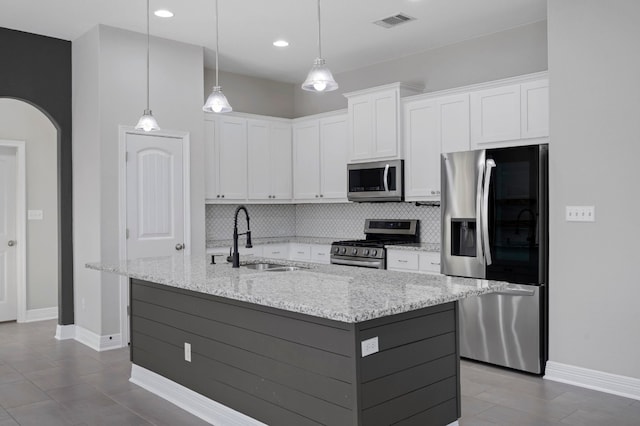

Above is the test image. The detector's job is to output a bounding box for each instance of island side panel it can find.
[355,302,460,426]
[129,279,359,426]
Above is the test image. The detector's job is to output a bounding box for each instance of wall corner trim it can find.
[544,361,640,401]
[73,326,122,352]
[54,324,76,340]
[130,364,267,426]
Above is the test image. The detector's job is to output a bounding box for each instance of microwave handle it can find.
[383,164,390,192]
[482,159,496,266]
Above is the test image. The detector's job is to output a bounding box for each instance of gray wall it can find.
[204,69,296,118]
[293,20,548,117]
[0,99,58,311]
[73,25,206,336]
[548,0,640,379]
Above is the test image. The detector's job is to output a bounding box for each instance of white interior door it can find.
[0,150,17,322]
[126,133,185,259]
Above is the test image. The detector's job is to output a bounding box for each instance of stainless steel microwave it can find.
[347,160,404,202]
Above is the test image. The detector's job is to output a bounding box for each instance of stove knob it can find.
[333,246,340,254]
[363,249,370,256]
[372,249,378,256]
[352,248,358,255]
[340,247,347,254]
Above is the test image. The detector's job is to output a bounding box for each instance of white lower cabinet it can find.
[310,244,331,264]
[262,244,290,260]
[387,249,442,275]
[289,243,312,261]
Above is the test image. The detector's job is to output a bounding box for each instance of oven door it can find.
[347,160,403,202]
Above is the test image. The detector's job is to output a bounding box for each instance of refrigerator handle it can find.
[476,160,485,261]
[483,159,496,266]
[383,164,390,192]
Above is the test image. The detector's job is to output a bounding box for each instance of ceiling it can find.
[0,0,546,84]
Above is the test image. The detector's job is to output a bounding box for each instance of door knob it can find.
[175,243,185,251]
[7,240,16,247]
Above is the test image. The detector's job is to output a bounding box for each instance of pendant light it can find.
[203,0,232,113]
[135,0,160,131]
[302,0,338,92]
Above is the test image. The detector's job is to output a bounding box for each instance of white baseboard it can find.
[545,361,640,401]
[74,326,122,352]
[24,307,58,323]
[55,324,76,340]
[130,364,267,426]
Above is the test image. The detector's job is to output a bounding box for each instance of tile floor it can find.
[0,320,638,425]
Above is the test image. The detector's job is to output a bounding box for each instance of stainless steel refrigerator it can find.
[441,144,548,374]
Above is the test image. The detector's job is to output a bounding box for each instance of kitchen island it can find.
[88,255,506,426]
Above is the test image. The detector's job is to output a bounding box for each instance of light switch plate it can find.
[566,206,595,222]
[28,210,44,220]
[361,337,379,357]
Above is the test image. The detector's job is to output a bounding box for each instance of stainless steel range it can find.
[330,219,419,269]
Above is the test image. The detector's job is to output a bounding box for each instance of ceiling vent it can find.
[374,13,416,29]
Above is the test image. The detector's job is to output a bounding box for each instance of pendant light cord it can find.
[215,0,220,87]
[146,0,150,110]
[317,0,322,59]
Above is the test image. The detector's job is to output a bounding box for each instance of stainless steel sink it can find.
[243,263,304,272]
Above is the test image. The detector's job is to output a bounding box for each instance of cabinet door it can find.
[204,117,218,200]
[293,121,321,201]
[373,90,399,159]
[403,98,439,200]
[419,252,442,275]
[438,94,470,154]
[310,244,331,264]
[217,117,247,200]
[349,97,373,161]
[470,84,521,147]
[270,123,292,200]
[320,115,348,200]
[247,120,271,200]
[387,250,419,271]
[521,80,549,139]
[289,243,311,261]
[262,244,289,260]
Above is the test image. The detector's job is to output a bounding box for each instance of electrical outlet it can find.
[361,337,379,357]
[184,342,191,362]
[566,206,595,222]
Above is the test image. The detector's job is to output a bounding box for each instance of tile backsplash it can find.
[206,203,441,245]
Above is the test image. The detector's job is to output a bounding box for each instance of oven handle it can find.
[331,257,383,268]
[383,163,390,192]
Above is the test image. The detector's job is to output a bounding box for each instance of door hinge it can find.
[126,228,129,239]
[127,305,131,316]
[125,152,129,162]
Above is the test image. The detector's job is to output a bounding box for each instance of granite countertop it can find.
[88,255,504,323]
[208,237,440,253]
[207,236,338,250]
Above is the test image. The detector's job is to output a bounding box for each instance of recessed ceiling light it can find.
[273,40,289,47]
[154,9,174,18]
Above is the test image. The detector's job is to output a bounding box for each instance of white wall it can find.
[293,21,548,117]
[548,0,640,379]
[204,69,296,118]
[0,99,58,311]
[73,25,205,336]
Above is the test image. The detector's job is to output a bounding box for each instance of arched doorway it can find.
[0,99,59,321]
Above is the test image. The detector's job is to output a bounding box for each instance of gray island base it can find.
[88,255,506,426]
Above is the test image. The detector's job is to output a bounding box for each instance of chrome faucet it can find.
[232,205,252,268]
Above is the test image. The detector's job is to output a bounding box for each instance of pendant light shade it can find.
[203,0,232,113]
[135,0,160,131]
[302,0,338,93]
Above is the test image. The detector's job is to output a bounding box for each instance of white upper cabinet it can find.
[403,93,470,201]
[470,84,521,147]
[292,120,321,201]
[470,75,549,149]
[205,115,247,202]
[403,98,439,200]
[293,113,348,203]
[319,115,348,200]
[345,83,422,162]
[521,79,549,139]
[247,119,292,201]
